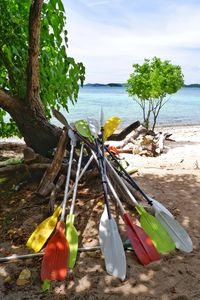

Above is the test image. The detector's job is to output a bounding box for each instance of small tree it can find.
[126,57,184,131]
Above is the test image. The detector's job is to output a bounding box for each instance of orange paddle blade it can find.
[41,221,69,281]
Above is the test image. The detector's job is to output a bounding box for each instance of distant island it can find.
[84,83,124,87]
[183,83,200,88]
[84,83,200,88]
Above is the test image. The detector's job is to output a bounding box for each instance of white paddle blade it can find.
[102,219,126,281]
[150,197,174,218]
[87,117,100,138]
[155,211,193,253]
[99,206,108,254]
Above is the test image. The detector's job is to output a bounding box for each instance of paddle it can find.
[41,128,76,281]
[26,153,94,253]
[53,111,175,254]
[107,177,161,264]
[66,143,84,269]
[92,150,160,265]
[105,147,193,253]
[75,116,120,143]
[103,116,121,141]
[101,109,161,263]
[105,158,176,254]
[105,145,174,217]
[26,206,62,253]
[88,116,126,281]
[75,119,94,143]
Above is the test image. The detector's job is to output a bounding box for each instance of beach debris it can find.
[194,160,199,169]
[106,125,171,157]
[16,268,31,286]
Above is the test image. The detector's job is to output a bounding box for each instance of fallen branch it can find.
[36,128,67,197]
[108,121,140,141]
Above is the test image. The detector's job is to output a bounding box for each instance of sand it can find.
[0,124,200,299]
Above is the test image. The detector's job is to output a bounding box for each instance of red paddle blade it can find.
[126,226,150,265]
[123,213,160,265]
[41,221,69,281]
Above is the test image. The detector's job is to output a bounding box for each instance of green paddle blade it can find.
[135,204,175,253]
[66,214,78,269]
[75,120,94,142]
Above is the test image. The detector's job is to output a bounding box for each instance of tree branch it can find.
[26,0,44,115]
[0,88,21,112]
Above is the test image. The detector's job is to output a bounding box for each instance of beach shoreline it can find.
[1,122,200,144]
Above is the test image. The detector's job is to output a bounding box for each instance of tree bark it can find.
[26,0,43,113]
[0,89,61,156]
[0,0,63,156]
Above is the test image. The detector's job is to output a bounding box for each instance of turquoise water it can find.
[54,86,200,129]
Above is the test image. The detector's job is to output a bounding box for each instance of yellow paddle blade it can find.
[66,214,78,269]
[104,117,121,141]
[26,206,62,253]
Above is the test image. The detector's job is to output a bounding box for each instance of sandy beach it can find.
[0,124,200,299]
[120,124,200,172]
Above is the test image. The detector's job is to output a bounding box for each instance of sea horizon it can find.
[52,85,200,129]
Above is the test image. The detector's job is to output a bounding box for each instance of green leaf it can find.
[0,0,85,137]
[126,57,184,130]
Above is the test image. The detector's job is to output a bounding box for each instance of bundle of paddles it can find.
[26,109,193,285]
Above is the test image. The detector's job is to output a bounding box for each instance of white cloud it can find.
[86,0,113,7]
[64,1,200,83]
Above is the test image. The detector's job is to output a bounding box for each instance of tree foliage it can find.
[126,57,184,130]
[0,0,85,137]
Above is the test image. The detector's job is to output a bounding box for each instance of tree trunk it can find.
[0,1,63,156]
[0,89,61,156]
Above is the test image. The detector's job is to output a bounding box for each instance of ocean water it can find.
[54,86,200,129]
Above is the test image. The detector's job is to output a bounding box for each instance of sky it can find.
[63,0,200,84]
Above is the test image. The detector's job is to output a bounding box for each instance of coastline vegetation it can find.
[83,83,200,88]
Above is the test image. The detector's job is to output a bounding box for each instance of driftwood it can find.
[0,163,54,176]
[108,121,140,141]
[49,174,65,214]
[108,125,171,157]
[36,128,67,197]
[118,125,147,148]
[0,142,26,153]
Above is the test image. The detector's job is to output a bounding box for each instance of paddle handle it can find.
[106,158,138,206]
[69,143,84,215]
[105,145,153,205]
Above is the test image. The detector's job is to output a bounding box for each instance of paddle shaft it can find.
[93,141,112,219]
[61,130,76,221]
[53,109,146,209]
[106,177,126,214]
[69,143,84,215]
[105,145,153,205]
[106,158,139,206]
